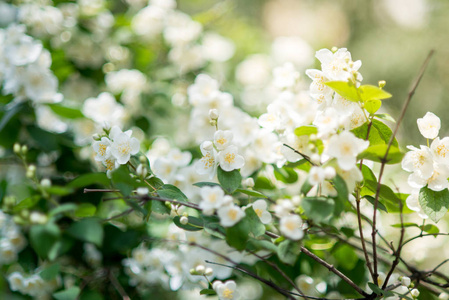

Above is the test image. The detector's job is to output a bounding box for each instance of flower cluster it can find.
[92,126,140,176]
[0,211,26,266]
[7,270,59,298]
[402,112,449,218]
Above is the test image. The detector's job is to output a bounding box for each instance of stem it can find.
[371,49,434,286]
[108,270,130,300]
[282,143,316,166]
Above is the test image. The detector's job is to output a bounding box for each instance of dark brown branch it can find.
[109,269,131,300]
[371,49,434,286]
[282,143,316,166]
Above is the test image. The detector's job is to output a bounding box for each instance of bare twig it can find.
[109,270,131,300]
[371,49,434,286]
[282,143,316,165]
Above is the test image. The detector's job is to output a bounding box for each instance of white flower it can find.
[248,199,272,224]
[214,130,233,151]
[217,146,245,172]
[315,48,362,82]
[7,272,24,292]
[326,131,369,171]
[82,92,125,126]
[199,186,226,215]
[217,204,245,227]
[110,129,140,165]
[411,288,420,298]
[187,74,219,106]
[201,32,235,62]
[406,190,428,219]
[166,148,192,167]
[195,141,217,178]
[402,145,434,180]
[92,137,112,162]
[272,62,300,89]
[280,214,304,240]
[431,137,449,164]
[309,166,326,186]
[215,280,239,300]
[313,108,340,138]
[408,163,449,191]
[417,112,440,139]
[400,276,411,287]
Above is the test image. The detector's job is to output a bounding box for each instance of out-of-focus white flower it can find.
[326,131,369,171]
[235,54,271,87]
[309,166,326,186]
[409,163,449,191]
[280,214,304,240]
[400,276,411,287]
[7,272,25,292]
[271,36,313,69]
[82,92,125,127]
[201,32,235,62]
[215,280,240,300]
[272,62,300,89]
[247,200,272,224]
[199,186,226,215]
[217,145,245,172]
[315,48,362,82]
[411,288,420,298]
[406,189,428,219]
[166,148,192,167]
[431,137,449,164]
[402,145,434,180]
[217,205,245,227]
[187,74,220,106]
[417,112,440,139]
[35,105,68,133]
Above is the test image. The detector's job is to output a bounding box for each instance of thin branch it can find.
[265,231,369,297]
[401,232,449,247]
[371,49,434,286]
[282,143,316,166]
[109,269,131,300]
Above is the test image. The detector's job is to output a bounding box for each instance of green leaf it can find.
[359,85,392,102]
[47,104,84,119]
[193,182,220,188]
[371,119,398,147]
[422,224,439,236]
[40,263,60,280]
[419,187,449,223]
[247,239,278,253]
[235,188,267,198]
[53,287,81,300]
[158,184,188,202]
[391,222,419,228]
[274,166,299,184]
[302,197,334,222]
[217,167,241,194]
[334,244,358,270]
[300,180,313,196]
[111,165,137,196]
[200,289,217,295]
[147,177,164,190]
[358,144,404,164]
[254,176,275,190]
[364,99,381,114]
[367,283,385,296]
[277,240,301,265]
[49,203,78,217]
[294,125,318,137]
[364,196,388,213]
[74,203,97,217]
[0,103,24,132]
[13,195,40,212]
[29,222,61,259]
[150,200,170,215]
[325,81,360,102]
[66,218,103,247]
[46,186,73,196]
[173,216,204,231]
[332,175,348,201]
[67,173,110,189]
[225,207,265,251]
[361,164,377,184]
[375,113,396,123]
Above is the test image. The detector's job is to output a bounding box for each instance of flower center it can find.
[254,208,263,218]
[436,144,448,158]
[118,142,131,156]
[227,209,238,220]
[222,288,234,299]
[224,153,235,164]
[99,144,107,156]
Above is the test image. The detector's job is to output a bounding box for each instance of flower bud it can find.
[204,268,213,276]
[136,187,148,196]
[92,133,100,141]
[136,164,147,177]
[139,155,147,164]
[212,281,223,290]
[439,292,449,300]
[378,80,386,88]
[189,268,196,275]
[13,143,21,154]
[40,178,51,188]
[202,141,214,151]
[209,109,219,121]
[180,216,188,225]
[195,265,205,274]
[30,211,48,224]
[310,154,321,165]
[400,276,411,287]
[21,145,28,155]
[323,167,336,179]
[411,289,419,298]
[26,165,36,178]
[242,178,254,188]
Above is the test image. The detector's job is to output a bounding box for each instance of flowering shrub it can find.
[1,1,449,300]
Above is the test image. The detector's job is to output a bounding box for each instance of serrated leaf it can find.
[358,144,404,164]
[235,188,267,198]
[365,99,382,114]
[359,85,392,102]
[325,81,360,102]
[419,187,449,223]
[294,125,318,137]
[217,167,241,194]
[173,216,204,231]
[53,287,81,300]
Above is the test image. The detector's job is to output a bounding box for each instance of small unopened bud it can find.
[139,155,147,164]
[195,265,205,274]
[331,46,338,52]
[13,143,21,154]
[165,201,172,209]
[136,164,147,177]
[202,141,214,151]
[212,281,223,290]
[323,167,336,179]
[180,216,188,225]
[209,109,219,121]
[21,145,28,155]
[189,268,196,275]
[310,154,321,165]
[20,209,30,219]
[26,165,36,178]
[40,178,51,188]
[204,268,213,276]
[378,80,386,88]
[439,292,449,300]
[92,133,100,141]
[309,134,317,141]
[136,187,149,196]
[30,211,48,224]
[242,178,254,188]
[411,288,419,298]
[400,276,411,287]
